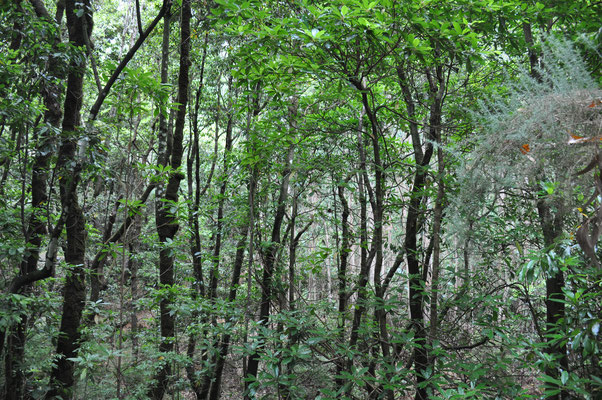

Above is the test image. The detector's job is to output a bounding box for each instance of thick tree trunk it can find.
[45,1,92,398]
[404,158,432,400]
[148,0,190,397]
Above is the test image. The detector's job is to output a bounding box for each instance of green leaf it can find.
[592,322,600,336]
[539,374,562,385]
[453,21,462,35]
[560,370,569,385]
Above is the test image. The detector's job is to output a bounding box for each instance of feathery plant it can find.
[452,36,602,237]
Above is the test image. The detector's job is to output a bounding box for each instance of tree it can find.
[456,37,601,399]
[149,0,191,397]
[0,0,600,399]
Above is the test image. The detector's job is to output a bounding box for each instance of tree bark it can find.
[399,60,444,400]
[536,200,568,400]
[208,229,249,400]
[148,0,190,397]
[45,0,92,398]
[342,109,372,397]
[429,146,445,338]
[198,106,234,400]
[334,183,351,391]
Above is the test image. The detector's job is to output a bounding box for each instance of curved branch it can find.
[88,0,170,121]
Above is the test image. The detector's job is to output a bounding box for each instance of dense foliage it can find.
[0,0,601,399]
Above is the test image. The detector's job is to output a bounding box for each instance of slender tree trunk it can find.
[335,183,351,390]
[241,84,261,381]
[245,108,296,397]
[404,139,432,400]
[157,3,172,167]
[45,1,93,398]
[429,147,445,338]
[129,234,141,362]
[148,0,190,397]
[185,28,210,400]
[399,60,444,400]
[89,197,120,316]
[288,190,298,310]
[208,228,249,400]
[86,0,168,323]
[198,107,234,400]
[537,200,568,400]
[350,77,393,400]
[342,110,371,397]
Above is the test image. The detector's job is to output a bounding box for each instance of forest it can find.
[0,0,601,399]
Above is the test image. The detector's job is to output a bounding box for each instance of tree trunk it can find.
[334,183,351,390]
[198,106,234,400]
[45,1,92,397]
[399,60,444,400]
[245,99,297,396]
[148,0,190,397]
[429,146,445,338]
[536,200,568,400]
[342,110,371,397]
[208,230,249,400]
[185,26,210,400]
[3,1,66,396]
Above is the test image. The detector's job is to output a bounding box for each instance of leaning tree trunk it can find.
[148,0,190,397]
[45,0,92,398]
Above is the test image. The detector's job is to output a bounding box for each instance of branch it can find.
[8,212,65,293]
[88,0,170,121]
[442,336,489,351]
